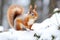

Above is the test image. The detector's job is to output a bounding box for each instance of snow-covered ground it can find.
[32,8,60,40]
[0,8,60,40]
[0,30,36,40]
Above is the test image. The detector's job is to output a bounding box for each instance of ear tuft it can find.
[29,5,32,10]
[34,5,37,9]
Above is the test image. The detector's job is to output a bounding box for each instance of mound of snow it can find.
[31,13,60,40]
[0,31,36,40]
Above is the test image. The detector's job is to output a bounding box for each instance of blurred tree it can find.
[0,0,4,25]
[42,0,50,20]
[0,0,2,25]
[57,0,60,8]
[35,0,43,22]
[49,0,57,17]
[30,0,36,9]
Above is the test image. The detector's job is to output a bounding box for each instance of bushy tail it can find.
[7,5,24,28]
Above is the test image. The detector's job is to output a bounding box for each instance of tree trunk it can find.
[49,0,56,17]
[0,0,2,25]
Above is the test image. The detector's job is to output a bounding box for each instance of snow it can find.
[0,8,60,40]
[0,26,4,32]
[31,11,60,40]
[0,30,35,40]
[53,8,60,12]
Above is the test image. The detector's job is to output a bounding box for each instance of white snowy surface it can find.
[0,26,4,31]
[53,8,60,12]
[31,13,60,40]
[0,31,36,40]
[0,8,60,40]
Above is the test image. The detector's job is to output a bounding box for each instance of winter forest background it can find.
[0,0,60,30]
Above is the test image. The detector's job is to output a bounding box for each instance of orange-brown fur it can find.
[7,5,38,30]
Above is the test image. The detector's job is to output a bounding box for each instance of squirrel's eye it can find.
[31,13,34,16]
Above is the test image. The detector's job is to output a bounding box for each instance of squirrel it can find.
[7,5,38,30]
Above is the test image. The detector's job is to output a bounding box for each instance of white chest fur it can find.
[28,19,35,25]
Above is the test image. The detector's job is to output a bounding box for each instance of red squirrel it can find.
[7,5,38,30]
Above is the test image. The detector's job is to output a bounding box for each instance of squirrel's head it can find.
[28,5,38,20]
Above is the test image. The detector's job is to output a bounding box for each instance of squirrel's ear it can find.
[28,5,32,14]
[29,5,32,10]
[34,5,37,10]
